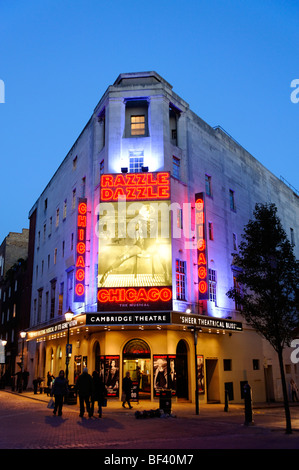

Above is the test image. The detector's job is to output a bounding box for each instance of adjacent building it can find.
[24,72,299,404]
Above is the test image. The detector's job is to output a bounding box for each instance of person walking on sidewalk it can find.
[51,370,68,416]
[91,370,106,418]
[122,371,133,409]
[76,367,93,417]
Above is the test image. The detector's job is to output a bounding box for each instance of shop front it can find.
[26,311,243,403]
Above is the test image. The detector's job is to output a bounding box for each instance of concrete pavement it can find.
[0,387,299,451]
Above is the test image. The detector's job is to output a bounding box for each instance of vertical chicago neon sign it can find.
[195,193,209,300]
[74,198,87,302]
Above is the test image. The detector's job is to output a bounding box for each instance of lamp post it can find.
[65,307,74,383]
[188,326,201,415]
[19,332,27,393]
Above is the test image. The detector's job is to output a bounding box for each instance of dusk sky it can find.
[0,0,298,243]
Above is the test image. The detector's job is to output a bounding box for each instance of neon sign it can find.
[100,171,170,202]
[195,193,209,300]
[74,198,87,302]
[97,286,172,311]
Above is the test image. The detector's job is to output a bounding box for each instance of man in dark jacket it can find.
[75,367,93,417]
[122,371,133,409]
[51,370,68,416]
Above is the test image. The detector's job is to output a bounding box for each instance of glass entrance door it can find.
[123,339,151,400]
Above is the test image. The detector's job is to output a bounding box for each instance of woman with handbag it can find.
[51,370,68,416]
[91,370,106,418]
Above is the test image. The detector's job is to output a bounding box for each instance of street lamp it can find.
[65,307,74,382]
[19,332,27,393]
[188,326,202,415]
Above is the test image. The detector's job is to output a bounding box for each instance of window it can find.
[37,289,42,323]
[43,224,46,241]
[208,222,214,240]
[54,248,57,265]
[48,254,50,269]
[49,217,52,236]
[71,233,74,251]
[63,200,67,220]
[129,151,144,173]
[130,115,145,136]
[208,269,217,303]
[205,174,212,197]
[13,304,16,318]
[62,240,65,258]
[44,198,48,211]
[58,282,64,316]
[56,208,59,227]
[50,280,56,318]
[66,270,74,308]
[229,189,236,211]
[172,156,180,179]
[177,208,183,229]
[73,156,77,170]
[176,260,186,300]
[125,99,148,138]
[45,291,49,321]
[72,189,76,209]
[223,359,232,371]
[82,177,86,198]
[253,359,260,370]
[100,159,104,176]
[290,228,295,246]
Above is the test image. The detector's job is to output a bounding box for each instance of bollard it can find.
[224,389,229,412]
[243,383,254,425]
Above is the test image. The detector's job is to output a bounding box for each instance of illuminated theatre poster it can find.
[97,172,172,311]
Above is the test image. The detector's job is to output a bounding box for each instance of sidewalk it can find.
[3,386,298,416]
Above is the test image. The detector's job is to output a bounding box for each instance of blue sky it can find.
[0,0,298,242]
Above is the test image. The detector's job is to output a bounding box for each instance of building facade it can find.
[0,229,33,382]
[25,72,299,404]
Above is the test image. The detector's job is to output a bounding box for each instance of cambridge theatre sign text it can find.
[86,312,242,332]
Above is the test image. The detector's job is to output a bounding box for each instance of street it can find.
[0,389,298,454]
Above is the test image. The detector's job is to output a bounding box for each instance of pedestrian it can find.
[91,370,106,418]
[51,370,68,416]
[22,369,29,391]
[290,379,299,402]
[75,367,93,417]
[46,371,55,396]
[122,371,133,409]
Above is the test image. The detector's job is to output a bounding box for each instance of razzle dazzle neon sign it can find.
[195,193,209,300]
[74,198,87,302]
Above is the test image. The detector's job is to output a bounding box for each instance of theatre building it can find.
[25,72,299,404]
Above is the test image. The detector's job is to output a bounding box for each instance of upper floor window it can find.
[205,174,212,197]
[63,200,67,220]
[229,189,236,211]
[131,115,145,136]
[129,151,144,173]
[72,189,76,210]
[176,259,186,301]
[172,156,180,179]
[100,159,104,176]
[56,208,59,227]
[208,269,217,303]
[125,99,148,138]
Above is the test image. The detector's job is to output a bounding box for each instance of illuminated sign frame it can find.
[74,197,87,302]
[100,171,170,202]
[195,193,209,300]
